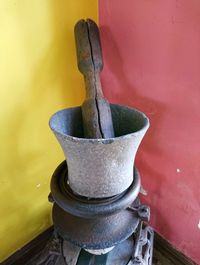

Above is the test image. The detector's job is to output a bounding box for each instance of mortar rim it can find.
[49,103,150,144]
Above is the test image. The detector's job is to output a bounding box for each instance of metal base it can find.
[30,224,154,265]
[34,161,155,264]
[53,203,139,249]
[75,224,154,265]
[50,161,143,249]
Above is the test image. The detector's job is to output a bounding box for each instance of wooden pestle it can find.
[74,19,114,139]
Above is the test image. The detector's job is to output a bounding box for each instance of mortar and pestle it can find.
[49,19,150,251]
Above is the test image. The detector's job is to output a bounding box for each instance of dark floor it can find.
[153,249,176,265]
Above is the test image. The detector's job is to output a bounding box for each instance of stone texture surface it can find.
[49,104,149,198]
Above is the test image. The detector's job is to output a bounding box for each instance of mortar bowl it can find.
[49,104,149,198]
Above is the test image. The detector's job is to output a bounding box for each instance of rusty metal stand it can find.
[31,161,154,265]
[31,224,154,265]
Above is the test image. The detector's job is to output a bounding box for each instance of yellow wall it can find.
[0,0,97,261]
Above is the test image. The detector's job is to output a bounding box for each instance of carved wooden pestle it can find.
[74,19,114,139]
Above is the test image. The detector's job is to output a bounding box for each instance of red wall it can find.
[99,0,200,263]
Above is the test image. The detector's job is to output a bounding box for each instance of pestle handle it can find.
[74,19,114,138]
[75,19,103,75]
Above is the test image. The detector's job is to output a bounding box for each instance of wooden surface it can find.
[74,19,114,139]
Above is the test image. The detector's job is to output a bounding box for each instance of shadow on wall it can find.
[99,25,172,236]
